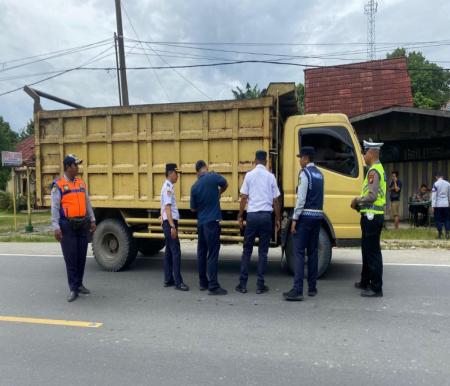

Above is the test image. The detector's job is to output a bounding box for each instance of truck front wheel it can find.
[92,218,138,271]
[284,226,332,278]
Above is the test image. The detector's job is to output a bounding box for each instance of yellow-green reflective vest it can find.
[360,162,386,214]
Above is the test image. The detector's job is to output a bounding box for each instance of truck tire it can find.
[137,239,165,256]
[284,226,332,278]
[92,218,138,271]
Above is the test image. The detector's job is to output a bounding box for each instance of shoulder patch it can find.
[368,170,376,184]
[51,186,57,193]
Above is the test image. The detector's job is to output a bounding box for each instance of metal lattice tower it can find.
[364,0,378,60]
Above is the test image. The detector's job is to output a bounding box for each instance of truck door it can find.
[299,125,363,238]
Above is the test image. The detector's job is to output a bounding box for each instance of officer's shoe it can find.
[78,285,90,295]
[235,284,247,294]
[360,289,383,297]
[208,287,228,296]
[308,289,318,297]
[354,281,369,290]
[256,285,269,295]
[175,283,189,291]
[67,291,78,302]
[164,281,175,287]
[283,289,304,301]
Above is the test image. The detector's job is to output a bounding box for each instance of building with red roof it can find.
[304,57,414,117]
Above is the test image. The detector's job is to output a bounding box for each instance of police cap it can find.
[166,163,181,173]
[63,154,82,168]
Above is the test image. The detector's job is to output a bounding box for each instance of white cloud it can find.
[0,0,448,131]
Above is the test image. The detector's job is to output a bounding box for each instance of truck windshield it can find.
[299,126,358,178]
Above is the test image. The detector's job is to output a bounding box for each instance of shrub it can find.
[0,191,12,210]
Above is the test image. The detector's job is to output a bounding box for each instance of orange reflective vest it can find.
[54,177,87,218]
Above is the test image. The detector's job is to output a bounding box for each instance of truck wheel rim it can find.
[103,233,119,255]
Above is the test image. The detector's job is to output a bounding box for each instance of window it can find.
[299,126,359,178]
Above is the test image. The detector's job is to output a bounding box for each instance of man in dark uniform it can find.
[284,147,324,301]
[351,140,386,298]
[51,154,96,302]
[160,163,189,291]
[236,150,281,294]
[190,160,228,295]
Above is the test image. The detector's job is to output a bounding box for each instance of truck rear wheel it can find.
[284,226,332,278]
[137,239,165,256]
[92,218,138,271]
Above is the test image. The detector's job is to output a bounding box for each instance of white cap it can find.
[363,138,384,150]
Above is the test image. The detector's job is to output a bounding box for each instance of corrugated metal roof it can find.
[15,135,35,165]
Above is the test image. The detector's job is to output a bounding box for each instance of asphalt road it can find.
[1,243,449,386]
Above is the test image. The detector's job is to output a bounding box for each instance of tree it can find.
[296,83,305,114]
[0,116,19,191]
[19,120,34,140]
[232,83,262,99]
[387,48,450,109]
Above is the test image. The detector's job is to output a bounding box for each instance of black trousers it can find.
[60,220,89,292]
[162,220,183,286]
[360,214,384,293]
[197,221,221,290]
[239,212,272,289]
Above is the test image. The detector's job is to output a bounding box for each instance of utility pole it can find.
[114,33,122,106]
[364,0,378,61]
[115,0,129,105]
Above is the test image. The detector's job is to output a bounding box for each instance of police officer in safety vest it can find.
[51,154,96,302]
[351,140,386,298]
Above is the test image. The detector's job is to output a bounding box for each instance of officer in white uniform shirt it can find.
[431,171,450,239]
[236,150,281,294]
[160,163,189,291]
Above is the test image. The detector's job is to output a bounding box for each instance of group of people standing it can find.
[52,139,388,302]
[389,170,450,239]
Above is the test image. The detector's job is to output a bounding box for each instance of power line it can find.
[0,40,112,73]
[0,45,115,97]
[121,1,170,102]
[121,39,450,46]
[125,38,450,63]
[40,61,450,71]
[0,38,111,66]
[121,8,211,100]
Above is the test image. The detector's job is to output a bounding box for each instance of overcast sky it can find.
[0,0,449,131]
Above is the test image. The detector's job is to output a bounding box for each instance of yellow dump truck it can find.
[30,83,364,276]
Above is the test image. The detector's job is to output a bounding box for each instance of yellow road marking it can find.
[0,316,102,328]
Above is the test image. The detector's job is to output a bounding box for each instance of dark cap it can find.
[435,171,444,177]
[297,146,315,158]
[255,150,267,161]
[166,163,181,173]
[63,154,82,168]
[195,160,207,172]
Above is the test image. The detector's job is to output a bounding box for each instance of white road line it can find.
[0,253,94,258]
[334,261,450,267]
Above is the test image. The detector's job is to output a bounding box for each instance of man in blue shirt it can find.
[190,160,228,295]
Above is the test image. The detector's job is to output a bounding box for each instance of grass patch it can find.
[0,209,51,233]
[382,227,439,240]
[0,234,56,242]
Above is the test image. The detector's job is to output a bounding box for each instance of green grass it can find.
[0,234,56,242]
[0,209,51,233]
[382,227,439,240]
